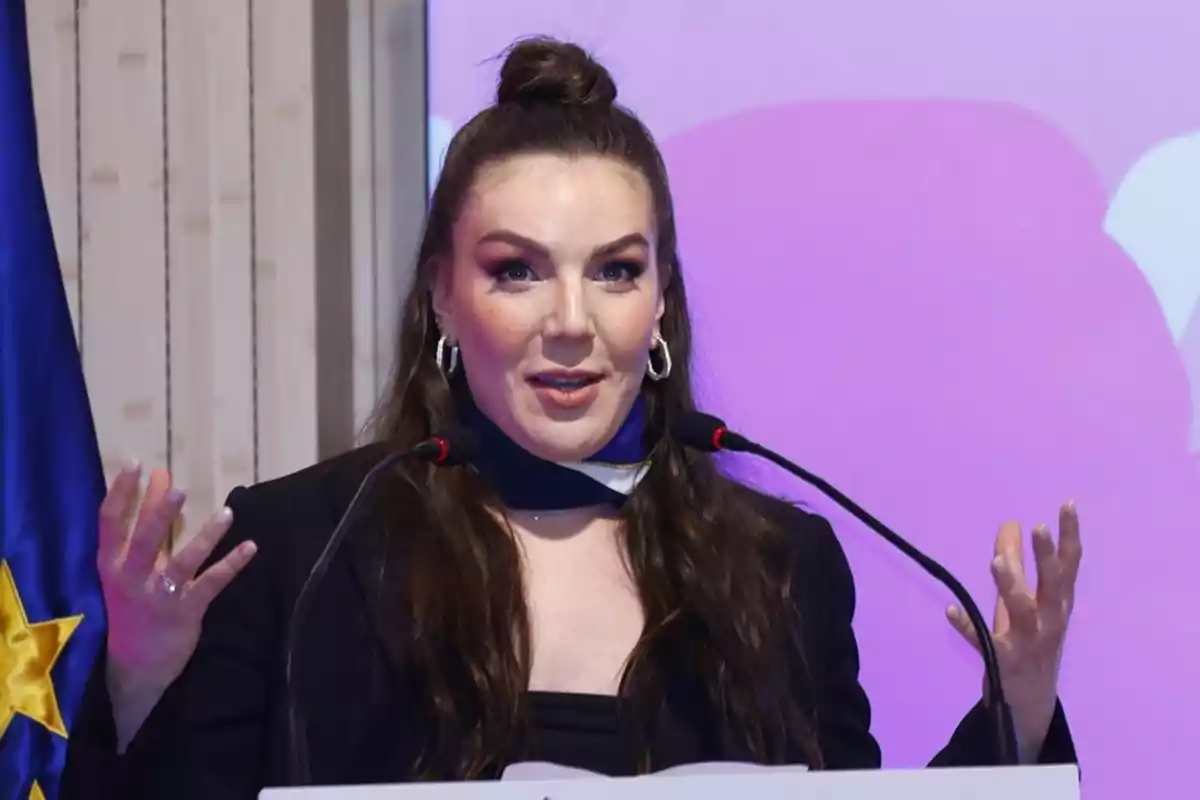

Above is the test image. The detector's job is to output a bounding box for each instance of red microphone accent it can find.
[431,436,450,465]
[712,427,727,452]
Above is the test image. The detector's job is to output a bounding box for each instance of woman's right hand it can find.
[98,461,257,747]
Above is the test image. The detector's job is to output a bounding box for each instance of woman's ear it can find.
[654,259,671,326]
[429,257,455,340]
[654,286,667,330]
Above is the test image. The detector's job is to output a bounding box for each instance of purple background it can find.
[429,3,1200,797]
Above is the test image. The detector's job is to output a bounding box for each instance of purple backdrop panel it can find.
[429,4,1200,798]
[667,101,1199,791]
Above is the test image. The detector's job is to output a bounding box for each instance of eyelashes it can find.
[487,258,535,283]
[485,258,647,285]
[597,259,645,282]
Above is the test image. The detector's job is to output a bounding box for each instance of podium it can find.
[261,764,1080,799]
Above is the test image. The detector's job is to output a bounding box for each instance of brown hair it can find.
[370,37,821,778]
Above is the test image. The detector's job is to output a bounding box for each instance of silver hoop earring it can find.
[435,335,459,375]
[646,334,672,381]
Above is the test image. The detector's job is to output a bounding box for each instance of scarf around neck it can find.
[457,394,651,511]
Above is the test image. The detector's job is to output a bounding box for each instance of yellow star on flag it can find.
[29,780,46,800]
[0,559,83,739]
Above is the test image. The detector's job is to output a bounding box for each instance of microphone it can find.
[285,428,479,784]
[671,412,1020,766]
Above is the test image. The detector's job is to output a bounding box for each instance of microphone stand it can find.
[737,439,1020,766]
[285,432,474,784]
[284,449,409,784]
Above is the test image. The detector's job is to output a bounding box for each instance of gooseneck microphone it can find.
[285,429,479,784]
[671,412,1020,767]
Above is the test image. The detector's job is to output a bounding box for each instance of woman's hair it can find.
[370,37,821,778]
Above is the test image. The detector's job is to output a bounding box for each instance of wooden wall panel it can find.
[29,0,431,505]
[363,0,428,437]
[313,1,355,460]
[251,0,320,480]
[349,0,379,441]
[26,1,80,342]
[164,0,255,533]
[79,0,170,480]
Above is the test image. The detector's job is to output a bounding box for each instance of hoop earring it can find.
[646,334,672,381]
[435,335,459,375]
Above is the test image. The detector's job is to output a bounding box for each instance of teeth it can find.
[542,377,587,389]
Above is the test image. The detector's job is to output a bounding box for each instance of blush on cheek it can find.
[454,294,540,416]
[460,295,540,361]
[598,309,659,374]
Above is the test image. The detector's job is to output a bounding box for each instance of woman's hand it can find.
[946,502,1083,763]
[98,461,257,748]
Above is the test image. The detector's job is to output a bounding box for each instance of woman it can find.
[63,38,1080,797]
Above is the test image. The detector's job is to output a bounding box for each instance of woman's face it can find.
[434,153,664,462]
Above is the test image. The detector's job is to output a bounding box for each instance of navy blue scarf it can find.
[458,395,651,511]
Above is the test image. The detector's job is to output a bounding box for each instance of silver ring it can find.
[159,574,180,596]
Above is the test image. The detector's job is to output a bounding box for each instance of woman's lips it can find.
[527,372,603,409]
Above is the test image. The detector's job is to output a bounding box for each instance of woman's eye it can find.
[490,259,535,283]
[597,260,645,283]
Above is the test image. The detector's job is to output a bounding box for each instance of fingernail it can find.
[239,541,257,557]
[121,458,142,475]
[166,488,187,506]
[1065,500,1077,514]
[991,556,1006,573]
[1034,523,1051,538]
[215,506,233,524]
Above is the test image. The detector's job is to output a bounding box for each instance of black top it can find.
[61,445,1076,799]
[524,692,631,776]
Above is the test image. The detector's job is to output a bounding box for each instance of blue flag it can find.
[1,0,108,796]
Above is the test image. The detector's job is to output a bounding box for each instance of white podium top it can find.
[261,763,1080,800]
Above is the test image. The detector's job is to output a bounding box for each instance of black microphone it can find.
[285,428,479,784]
[671,412,1020,766]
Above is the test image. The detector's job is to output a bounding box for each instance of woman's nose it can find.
[543,276,591,338]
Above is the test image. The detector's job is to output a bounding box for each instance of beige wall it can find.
[25,0,428,537]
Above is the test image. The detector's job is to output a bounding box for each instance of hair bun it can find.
[496,37,617,110]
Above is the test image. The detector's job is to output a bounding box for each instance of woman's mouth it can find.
[527,372,604,409]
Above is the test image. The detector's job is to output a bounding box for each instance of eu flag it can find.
[1,0,108,797]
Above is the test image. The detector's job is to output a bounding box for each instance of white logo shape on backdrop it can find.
[1104,132,1200,342]
[1106,132,1200,452]
[429,116,455,196]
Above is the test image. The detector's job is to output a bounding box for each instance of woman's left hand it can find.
[946,502,1083,763]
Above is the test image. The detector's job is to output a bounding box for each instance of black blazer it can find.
[62,445,1076,798]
